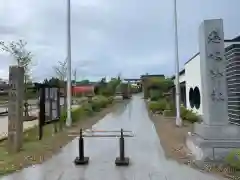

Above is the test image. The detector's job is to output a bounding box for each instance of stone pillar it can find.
[8,66,24,153]
[186,19,240,161]
[199,19,228,125]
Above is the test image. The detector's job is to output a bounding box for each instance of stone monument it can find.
[8,66,24,153]
[186,19,240,160]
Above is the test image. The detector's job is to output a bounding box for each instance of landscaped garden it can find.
[146,77,199,124]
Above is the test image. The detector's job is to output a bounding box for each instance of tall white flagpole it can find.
[173,0,182,127]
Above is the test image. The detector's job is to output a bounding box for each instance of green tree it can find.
[147,77,174,100]
[0,40,33,82]
[0,40,34,116]
[77,79,90,85]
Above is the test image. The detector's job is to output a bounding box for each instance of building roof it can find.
[171,35,240,80]
[171,69,185,80]
[140,74,165,79]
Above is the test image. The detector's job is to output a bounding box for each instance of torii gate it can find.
[123,78,142,93]
[123,78,141,85]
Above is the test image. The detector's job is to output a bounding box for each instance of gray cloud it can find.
[0,0,240,81]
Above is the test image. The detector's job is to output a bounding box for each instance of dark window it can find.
[193,86,201,109]
[189,88,194,108]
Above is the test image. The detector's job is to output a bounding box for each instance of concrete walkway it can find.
[1,95,226,180]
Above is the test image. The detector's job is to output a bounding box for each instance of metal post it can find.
[66,0,72,127]
[79,129,84,159]
[74,128,89,165]
[119,129,125,160]
[39,86,45,140]
[115,128,129,166]
[173,0,182,127]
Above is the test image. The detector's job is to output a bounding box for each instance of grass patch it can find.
[0,96,116,176]
[0,123,68,176]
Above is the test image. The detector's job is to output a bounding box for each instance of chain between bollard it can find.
[73,128,131,166]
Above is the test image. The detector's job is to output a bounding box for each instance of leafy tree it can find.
[95,76,121,96]
[77,79,90,85]
[147,77,174,100]
[0,40,34,116]
[0,40,33,82]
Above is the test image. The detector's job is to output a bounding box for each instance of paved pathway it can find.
[1,95,226,180]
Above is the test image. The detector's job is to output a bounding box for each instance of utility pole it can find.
[66,0,72,127]
[173,0,182,127]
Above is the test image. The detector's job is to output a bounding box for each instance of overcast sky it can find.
[0,0,239,82]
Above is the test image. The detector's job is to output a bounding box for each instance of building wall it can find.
[226,44,240,123]
[176,41,240,115]
[171,39,240,116]
[185,54,203,114]
[173,73,185,84]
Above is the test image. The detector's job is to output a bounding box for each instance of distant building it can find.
[72,84,95,96]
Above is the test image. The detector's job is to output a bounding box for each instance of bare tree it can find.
[53,58,68,109]
[0,40,33,116]
[53,58,67,81]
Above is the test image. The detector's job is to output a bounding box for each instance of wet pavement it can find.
[1,95,225,180]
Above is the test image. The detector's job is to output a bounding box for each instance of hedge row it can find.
[60,96,114,123]
[148,99,199,123]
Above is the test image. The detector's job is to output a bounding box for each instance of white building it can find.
[172,35,240,116]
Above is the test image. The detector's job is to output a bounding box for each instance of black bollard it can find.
[74,129,89,165]
[115,129,130,166]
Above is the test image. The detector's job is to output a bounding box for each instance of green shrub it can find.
[226,149,240,170]
[60,107,86,123]
[81,102,94,116]
[60,95,113,122]
[99,87,114,97]
[180,107,199,123]
[184,111,199,123]
[91,95,108,110]
[180,106,189,119]
[148,101,160,113]
[149,89,161,101]
[107,96,114,104]
[91,99,102,112]
[158,99,167,111]
[71,107,86,122]
[148,99,167,113]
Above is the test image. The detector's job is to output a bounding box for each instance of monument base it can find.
[186,123,240,161]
